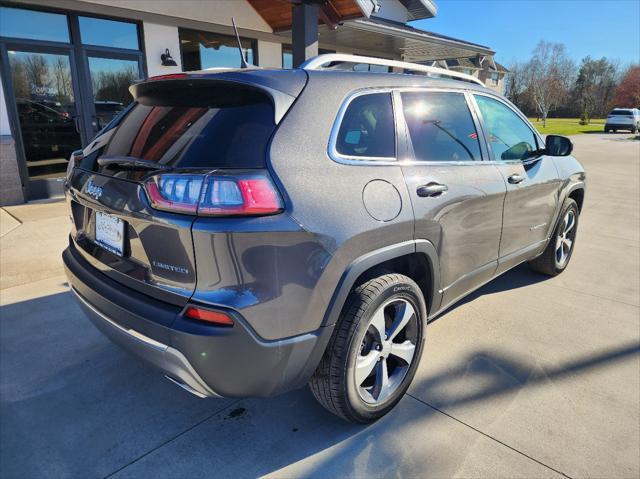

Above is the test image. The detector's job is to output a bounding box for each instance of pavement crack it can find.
[407,393,574,479]
[103,399,242,478]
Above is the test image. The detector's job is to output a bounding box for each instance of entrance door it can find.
[0,5,145,200]
[6,49,82,185]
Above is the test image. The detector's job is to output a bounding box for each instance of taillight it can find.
[143,171,283,217]
[145,174,204,214]
[184,306,234,326]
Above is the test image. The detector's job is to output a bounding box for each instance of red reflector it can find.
[184,306,234,326]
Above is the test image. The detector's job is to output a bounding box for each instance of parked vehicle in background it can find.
[604,108,640,133]
[16,98,77,161]
[94,100,125,129]
[63,54,586,423]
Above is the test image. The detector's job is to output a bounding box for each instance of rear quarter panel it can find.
[266,74,416,337]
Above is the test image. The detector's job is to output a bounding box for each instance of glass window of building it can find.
[282,45,293,69]
[179,29,255,70]
[353,63,391,73]
[282,45,335,69]
[79,16,139,50]
[0,7,69,43]
[7,50,81,179]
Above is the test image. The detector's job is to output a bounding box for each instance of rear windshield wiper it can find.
[97,156,171,171]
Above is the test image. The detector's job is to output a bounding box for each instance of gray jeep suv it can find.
[63,55,586,423]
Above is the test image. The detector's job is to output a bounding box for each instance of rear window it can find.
[82,81,276,174]
[609,110,633,116]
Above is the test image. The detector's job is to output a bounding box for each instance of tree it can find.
[504,61,527,106]
[92,65,138,105]
[573,56,619,122]
[612,66,640,108]
[524,41,575,126]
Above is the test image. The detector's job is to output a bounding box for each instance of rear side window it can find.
[401,91,481,162]
[335,92,395,159]
[84,82,276,175]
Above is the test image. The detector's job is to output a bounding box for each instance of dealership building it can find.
[0,0,508,205]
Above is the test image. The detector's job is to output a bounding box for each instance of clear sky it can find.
[410,0,640,68]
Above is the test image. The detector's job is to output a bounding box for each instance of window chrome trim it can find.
[327,86,538,167]
[328,88,398,165]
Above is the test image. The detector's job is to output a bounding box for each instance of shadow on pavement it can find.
[1,284,638,478]
[432,263,549,321]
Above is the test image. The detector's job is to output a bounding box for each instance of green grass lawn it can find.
[527,118,606,136]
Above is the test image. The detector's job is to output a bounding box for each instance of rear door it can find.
[398,89,506,310]
[471,93,561,274]
[66,79,281,310]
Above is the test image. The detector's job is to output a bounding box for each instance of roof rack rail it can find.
[300,53,485,86]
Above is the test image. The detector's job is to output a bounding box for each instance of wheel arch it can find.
[546,181,585,245]
[568,186,585,212]
[321,240,442,329]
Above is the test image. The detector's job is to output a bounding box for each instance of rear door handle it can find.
[417,182,448,197]
[508,173,526,184]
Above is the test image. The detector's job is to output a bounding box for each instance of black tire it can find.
[631,126,638,134]
[309,273,426,423]
[528,198,579,276]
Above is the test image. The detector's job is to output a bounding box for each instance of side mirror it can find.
[545,135,573,156]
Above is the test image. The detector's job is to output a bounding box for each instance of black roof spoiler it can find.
[130,71,307,124]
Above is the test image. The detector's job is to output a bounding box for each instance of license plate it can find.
[95,211,124,256]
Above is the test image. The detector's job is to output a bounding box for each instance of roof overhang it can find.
[397,0,437,20]
[340,17,494,61]
[247,0,380,32]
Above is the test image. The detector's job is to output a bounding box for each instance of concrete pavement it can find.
[1,134,638,478]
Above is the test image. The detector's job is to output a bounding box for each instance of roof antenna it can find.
[231,17,249,69]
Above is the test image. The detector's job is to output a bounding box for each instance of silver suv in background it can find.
[605,108,640,133]
[64,54,586,423]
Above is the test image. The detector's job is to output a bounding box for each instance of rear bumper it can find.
[605,122,635,129]
[71,286,219,398]
[63,240,334,398]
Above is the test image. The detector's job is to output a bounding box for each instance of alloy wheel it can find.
[555,209,576,267]
[355,298,418,404]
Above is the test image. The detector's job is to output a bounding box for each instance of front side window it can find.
[474,95,538,161]
[335,93,395,159]
[402,91,481,162]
